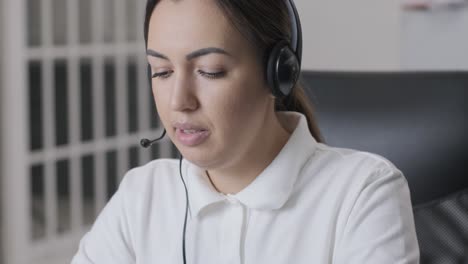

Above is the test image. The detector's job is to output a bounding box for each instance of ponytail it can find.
[275,82,323,143]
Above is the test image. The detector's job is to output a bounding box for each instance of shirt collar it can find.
[184,111,317,218]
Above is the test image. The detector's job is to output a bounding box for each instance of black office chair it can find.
[301,71,468,263]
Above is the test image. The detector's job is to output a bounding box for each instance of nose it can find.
[170,72,199,112]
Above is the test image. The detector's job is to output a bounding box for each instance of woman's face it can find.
[147,0,275,169]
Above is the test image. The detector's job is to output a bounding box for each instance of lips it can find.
[173,122,210,146]
[173,122,207,131]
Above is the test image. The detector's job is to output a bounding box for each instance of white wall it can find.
[1,0,29,262]
[0,0,4,260]
[401,7,468,70]
[295,0,401,71]
[295,0,468,71]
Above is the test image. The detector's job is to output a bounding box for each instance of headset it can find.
[141,0,303,263]
[267,0,303,98]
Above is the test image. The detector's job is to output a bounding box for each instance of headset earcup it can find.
[266,41,287,97]
[266,41,300,98]
[277,46,300,96]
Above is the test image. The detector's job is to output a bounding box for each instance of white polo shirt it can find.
[72,112,420,264]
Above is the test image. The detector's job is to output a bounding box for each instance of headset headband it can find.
[285,0,302,67]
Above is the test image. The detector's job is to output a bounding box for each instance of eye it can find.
[198,70,226,79]
[152,71,173,79]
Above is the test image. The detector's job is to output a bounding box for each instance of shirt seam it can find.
[316,143,398,171]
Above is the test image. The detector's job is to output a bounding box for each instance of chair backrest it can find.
[413,188,468,263]
[301,71,468,263]
[301,71,468,206]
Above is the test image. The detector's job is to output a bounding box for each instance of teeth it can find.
[183,129,199,134]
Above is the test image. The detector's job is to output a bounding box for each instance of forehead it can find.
[147,0,246,57]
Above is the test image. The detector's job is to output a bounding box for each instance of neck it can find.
[205,112,290,195]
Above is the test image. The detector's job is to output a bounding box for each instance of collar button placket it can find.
[221,195,245,264]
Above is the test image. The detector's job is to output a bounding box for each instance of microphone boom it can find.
[140,129,167,148]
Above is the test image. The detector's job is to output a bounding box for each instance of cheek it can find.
[205,78,270,134]
[152,85,172,126]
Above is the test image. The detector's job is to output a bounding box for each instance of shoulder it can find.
[314,142,404,181]
[118,158,182,201]
[311,145,420,262]
[112,158,187,230]
[122,158,179,184]
[317,142,398,169]
[298,143,408,199]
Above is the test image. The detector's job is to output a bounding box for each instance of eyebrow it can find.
[146,47,231,61]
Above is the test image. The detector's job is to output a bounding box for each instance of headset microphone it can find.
[140,129,167,148]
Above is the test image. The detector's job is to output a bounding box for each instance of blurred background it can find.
[1,0,467,263]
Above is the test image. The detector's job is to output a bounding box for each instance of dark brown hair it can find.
[144,0,323,142]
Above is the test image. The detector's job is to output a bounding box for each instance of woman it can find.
[72,0,420,263]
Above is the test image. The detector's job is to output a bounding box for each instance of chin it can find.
[183,154,216,170]
[175,143,218,169]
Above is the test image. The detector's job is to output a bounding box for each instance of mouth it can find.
[179,129,206,134]
[173,122,210,147]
